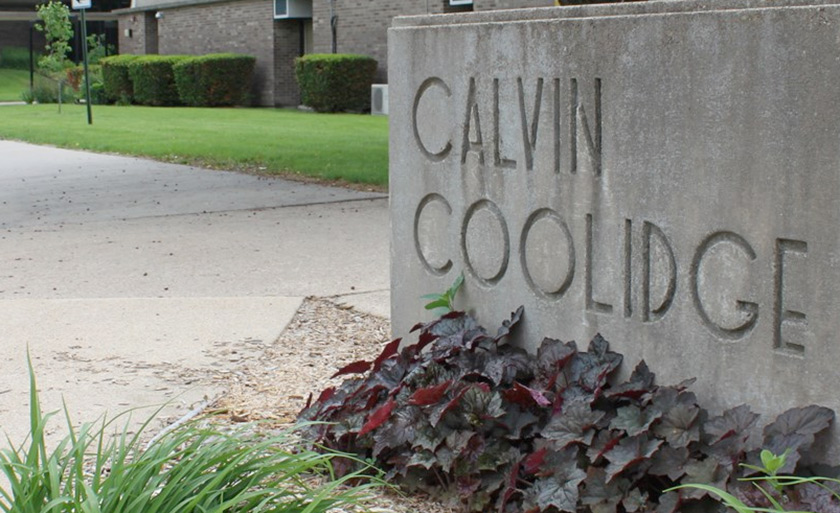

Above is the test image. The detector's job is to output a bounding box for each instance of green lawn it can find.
[0,104,389,187]
[0,68,29,102]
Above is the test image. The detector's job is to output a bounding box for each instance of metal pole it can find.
[329,0,337,53]
[28,22,34,96]
[80,8,92,124]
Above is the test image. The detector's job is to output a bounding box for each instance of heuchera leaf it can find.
[621,488,648,513]
[653,402,701,448]
[483,351,534,386]
[373,338,402,371]
[330,359,372,379]
[682,458,727,500]
[611,405,662,437]
[523,456,586,513]
[580,467,630,513]
[603,435,662,482]
[566,335,622,392]
[429,386,469,427]
[648,445,690,480]
[460,386,506,423]
[408,380,453,406]
[794,482,840,513]
[495,306,524,341]
[586,430,622,465]
[505,382,551,407]
[522,448,548,475]
[359,398,396,437]
[606,360,656,400]
[755,405,834,473]
[537,338,577,375]
[499,406,540,440]
[543,400,605,448]
[655,492,681,513]
[316,386,335,405]
[407,450,437,469]
[764,405,834,439]
[704,404,759,445]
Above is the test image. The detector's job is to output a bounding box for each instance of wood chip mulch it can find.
[209,296,457,513]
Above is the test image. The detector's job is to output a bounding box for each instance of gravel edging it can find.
[209,296,456,513]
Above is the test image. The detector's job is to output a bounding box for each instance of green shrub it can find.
[65,64,83,91]
[295,53,377,112]
[0,46,31,70]
[173,53,255,107]
[100,54,139,103]
[27,73,75,104]
[128,54,189,106]
[84,65,106,105]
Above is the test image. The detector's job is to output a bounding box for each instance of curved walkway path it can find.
[0,140,389,444]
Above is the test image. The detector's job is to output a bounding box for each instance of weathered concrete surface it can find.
[390,2,840,457]
[0,140,390,445]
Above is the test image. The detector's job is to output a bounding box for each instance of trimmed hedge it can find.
[294,53,377,112]
[100,54,140,103]
[0,46,30,70]
[128,54,189,106]
[173,53,255,107]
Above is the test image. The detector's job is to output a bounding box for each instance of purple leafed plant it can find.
[298,308,837,513]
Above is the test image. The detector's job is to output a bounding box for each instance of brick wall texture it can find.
[158,0,277,105]
[118,12,157,57]
[116,0,550,106]
[118,0,300,106]
[274,19,302,105]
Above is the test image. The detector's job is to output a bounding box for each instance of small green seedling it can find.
[741,449,791,493]
[421,272,464,316]
[665,449,840,513]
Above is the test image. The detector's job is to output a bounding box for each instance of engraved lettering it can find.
[642,221,677,322]
[691,231,759,339]
[624,218,632,318]
[520,208,575,299]
[553,78,561,174]
[585,213,613,315]
[493,78,516,169]
[413,193,453,276]
[461,199,510,286]
[517,77,543,171]
[570,78,602,176]
[774,238,808,355]
[461,77,485,165]
[412,77,452,162]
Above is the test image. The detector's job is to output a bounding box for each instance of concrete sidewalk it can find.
[0,140,390,444]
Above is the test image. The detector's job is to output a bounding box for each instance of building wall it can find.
[115,0,552,106]
[310,0,463,83]
[118,12,157,55]
[273,19,302,106]
[119,0,285,106]
[156,0,275,105]
[308,0,544,83]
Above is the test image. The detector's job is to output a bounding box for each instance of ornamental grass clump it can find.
[0,355,384,513]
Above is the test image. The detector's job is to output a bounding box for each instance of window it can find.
[274,0,312,19]
[449,0,473,5]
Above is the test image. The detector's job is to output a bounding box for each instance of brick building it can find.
[115,0,552,107]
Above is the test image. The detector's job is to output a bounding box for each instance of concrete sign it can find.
[389,0,840,456]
